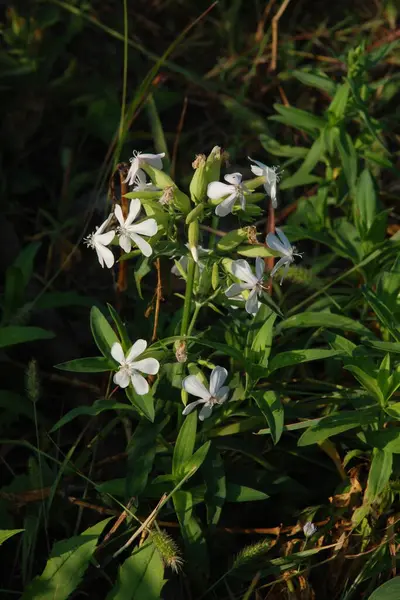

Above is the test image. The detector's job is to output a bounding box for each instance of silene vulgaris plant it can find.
[55,125,400,596]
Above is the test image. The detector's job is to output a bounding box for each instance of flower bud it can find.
[205,146,222,184]
[211,262,219,290]
[188,220,199,263]
[175,340,187,363]
[189,154,207,204]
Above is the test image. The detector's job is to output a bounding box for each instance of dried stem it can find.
[270,0,293,72]
[171,96,188,179]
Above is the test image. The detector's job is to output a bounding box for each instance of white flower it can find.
[248,157,283,208]
[124,151,165,186]
[225,257,265,315]
[303,522,317,538]
[182,366,229,420]
[171,245,209,277]
[84,214,115,269]
[132,169,159,192]
[115,199,157,257]
[207,172,251,217]
[111,340,159,395]
[266,227,302,284]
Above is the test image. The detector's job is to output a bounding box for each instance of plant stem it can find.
[180,257,196,337]
[187,302,202,337]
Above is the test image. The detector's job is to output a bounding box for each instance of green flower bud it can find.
[211,262,219,290]
[205,146,222,183]
[185,203,204,225]
[188,220,200,262]
[189,154,207,204]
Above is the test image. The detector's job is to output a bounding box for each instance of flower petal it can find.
[224,172,242,185]
[125,199,141,226]
[111,342,125,364]
[95,230,115,246]
[182,399,204,416]
[209,366,228,396]
[119,234,132,253]
[126,339,147,362]
[131,372,149,395]
[129,218,157,237]
[199,403,213,421]
[207,181,234,199]
[216,386,229,403]
[140,153,165,170]
[182,375,210,400]
[95,243,115,269]
[225,283,246,298]
[114,369,130,388]
[250,165,264,177]
[245,288,259,315]
[96,214,114,235]
[255,256,264,280]
[270,256,291,278]
[130,232,153,257]
[275,227,292,251]
[215,192,237,217]
[131,357,160,375]
[266,232,288,256]
[124,157,139,185]
[231,260,258,285]
[114,204,125,227]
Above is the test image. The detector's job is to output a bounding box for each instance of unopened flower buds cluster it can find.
[84,147,303,419]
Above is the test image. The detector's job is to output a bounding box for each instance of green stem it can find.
[187,302,202,337]
[180,258,196,337]
[209,215,220,248]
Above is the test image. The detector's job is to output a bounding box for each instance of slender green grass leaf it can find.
[106,540,165,600]
[0,326,54,348]
[203,448,226,527]
[328,82,350,119]
[50,399,137,432]
[362,287,400,341]
[181,441,210,478]
[276,312,372,337]
[55,357,113,372]
[355,169,377,237]
[292,70,337,96]
[259,133,308,158]
[0,529,24,546]
[298,408,379,446]
[225,483,269,502]
[344,363,385,405]
[21,519,111,600]
[268,348,339,373]
[173,490,209,582]
[271,104,326,133]
[107,304,132,351]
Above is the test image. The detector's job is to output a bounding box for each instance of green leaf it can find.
[298,409,378,446]
[276,311,372,337]
[254,391,283,445]
[125,386,155,423]
[50,399,137,432]
[225,483,269,502]
[271,104,326,133]
[203,448,226,527]
[296,134,325,175]
[365,430,400,453]
[3,266,25,322]
[22,519,111,600]
[260,133,308,158]
[355,169,377,237]
[292,70,337,96]
[90,306,119,358]
[336,128,357,190]
[279,172,321,191]
[0,326,54,349]
[367,578,400,600]
[251,311,277,366]
[217,228,248,252]
[268,348,339,373]
[236,245,274,257]
[181,441,211,478]
[0,529,24,546]
[173,490,209,582]
[365,449,392,504]
[55,357,113,372]
[13,242,41,289]
[362,287,400,341]
[328,82,350,119]
[344,363,385,405]
[172,410,197,479]
[107,304,131,351]
[126,417,169,498]
[106,540,165,600]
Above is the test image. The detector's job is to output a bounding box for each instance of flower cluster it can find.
[84,148,303,415]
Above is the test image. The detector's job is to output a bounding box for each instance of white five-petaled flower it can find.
[207,172,250,217]
[115,199,158,257]
[124,151,165,186]
[266,227,302,285]
[84,214,115,269]
[248,157,283,208]
[132,169,159,192]
[111,340,160,395]
[182,366,229,421]
[303,522,317,538]
[225,257,265,315]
